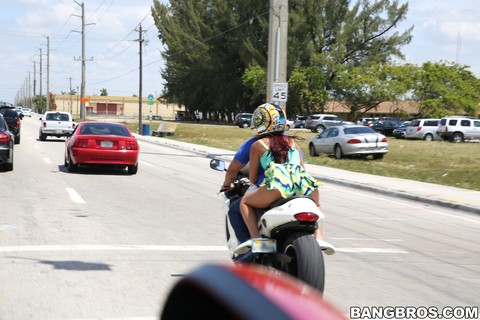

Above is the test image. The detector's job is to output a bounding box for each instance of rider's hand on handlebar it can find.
[220,182,233,192]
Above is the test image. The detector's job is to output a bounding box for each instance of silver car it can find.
[305,114,354,133]
[308,125,388,159]
[404,118,440,141]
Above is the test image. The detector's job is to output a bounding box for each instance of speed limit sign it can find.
[272,82,288,102]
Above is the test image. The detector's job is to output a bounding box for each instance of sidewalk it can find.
[134,134,480,215]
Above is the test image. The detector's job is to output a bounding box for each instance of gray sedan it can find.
[308,125,388,159]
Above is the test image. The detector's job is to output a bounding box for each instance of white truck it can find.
[39,111,75,141]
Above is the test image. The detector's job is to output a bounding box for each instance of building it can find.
[52,94,185,120]
[323,100,420,119]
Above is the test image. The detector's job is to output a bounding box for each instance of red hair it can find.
[267,135,292,163]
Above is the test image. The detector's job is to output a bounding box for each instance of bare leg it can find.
[240,187,282,238]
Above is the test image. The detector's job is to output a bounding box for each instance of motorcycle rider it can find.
[222,103,335,255]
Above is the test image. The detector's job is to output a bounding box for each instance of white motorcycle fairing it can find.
[259,197,325,238]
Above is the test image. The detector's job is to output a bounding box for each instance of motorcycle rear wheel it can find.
[280,233,325,292]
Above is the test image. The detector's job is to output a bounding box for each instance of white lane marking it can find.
[0,225,17,231]
[65,188,86,204]
[70,318,157,320]
[331,237,403,242]
[0,245,406,254]
[70,317,157,320]
[336,248,408,253]
[325,185,480,225]
[352,217,404,221]
[139,160,153,166]
[43,157,52,164]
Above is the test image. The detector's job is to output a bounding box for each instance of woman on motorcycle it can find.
[239,103,334,254]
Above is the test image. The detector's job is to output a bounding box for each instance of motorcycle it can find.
[210,159,327,292]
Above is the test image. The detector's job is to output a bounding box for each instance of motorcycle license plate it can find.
[252,239,276,253]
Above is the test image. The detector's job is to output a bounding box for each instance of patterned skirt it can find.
[259,162,321,198]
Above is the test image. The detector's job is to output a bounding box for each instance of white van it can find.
[404,119,440,141]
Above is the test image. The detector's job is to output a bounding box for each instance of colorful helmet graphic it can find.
[250,103,286,136]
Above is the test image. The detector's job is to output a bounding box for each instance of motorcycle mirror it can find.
[210,159,226,171]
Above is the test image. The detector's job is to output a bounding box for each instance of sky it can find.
[1,0,479,105]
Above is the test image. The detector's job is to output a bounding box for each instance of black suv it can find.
[234,113,253,128]
[0,102,23,144]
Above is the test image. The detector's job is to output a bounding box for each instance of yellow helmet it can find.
[250,103,286,136]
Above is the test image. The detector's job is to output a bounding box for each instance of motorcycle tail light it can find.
[294,212,319,222]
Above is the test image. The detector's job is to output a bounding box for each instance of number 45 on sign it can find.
[272,82,288,102]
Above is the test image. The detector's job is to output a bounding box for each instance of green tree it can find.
[288,66,329,117]
[152,0,269,119]
[241,65,267,108]
[33,95,46,114]
[287,0,413,113]
[331,63,416,121]
[100,88,108,96]
[151,0,413,117]
[412,61,480,117]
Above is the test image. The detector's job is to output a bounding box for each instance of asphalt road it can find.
[0,117,478,319]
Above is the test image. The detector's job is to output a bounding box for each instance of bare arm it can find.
[248,141,262,185]
[223,158,245,188]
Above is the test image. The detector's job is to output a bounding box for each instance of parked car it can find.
[305,114,354,133]
[368,120,402,136]
[0,102,23,144]
[404,118,440,141]
[294,116,307,128]
[437,116,480,142]
[392,121,411,139]
[308,125,388,159]
[357,117,379,126]
[0,113,14,171]
[286,119,294,130]
[64,122,139,174]
[234,113,253,128]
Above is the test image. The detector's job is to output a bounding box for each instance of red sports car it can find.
[64,122,139,174]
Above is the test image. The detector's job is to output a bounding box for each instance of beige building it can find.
[52,94,185,120]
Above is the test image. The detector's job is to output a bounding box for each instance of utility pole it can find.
[28,71,32,108]
[38,47,43,112]
[267,0,288,111]
[135,24,145,135]
[44,35,50,111]
[69,77,73,114]
[33,61,36,98]
[73,1,93,120]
